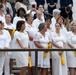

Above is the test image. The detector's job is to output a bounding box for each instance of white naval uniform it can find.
[13,16,25,28]
[25,22,38,48]
[72,0,76,20]
[0,30,11,75]
[67,31,76,67]
[33,32,50,68]
[4,25,15,75]
[51,31,68,75]
[11,31,29,67]
[4,23,15,29]
[0,15,5,23]
[60,24,68,42]
[25,23,38,66]
[32,18,44,31]
[50,17,56,31]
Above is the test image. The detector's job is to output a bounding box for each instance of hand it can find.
[4,47,9,49]
[22,47,28,50]
[61,47,65,49]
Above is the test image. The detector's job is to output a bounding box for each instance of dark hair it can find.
[0,21,3,25]
[17,8,26,17]
[55,22,61,27]
[57,16,64,23]
[0,0,7,3]
[16,20,25,31]
[0,3,3,9]
[5,14,12,19]
[25,14,31,21]
[66,6,71,12]
[16,0,23,2]
[45,17,51,22]
[38,23,45,31]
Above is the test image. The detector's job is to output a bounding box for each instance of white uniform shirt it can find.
[4,23,15,29]
[0,30,11,56]
[33,32,50,48]
[60,24,68,38]
[33,32,50,68]
[72,0,76,12]
[25,23,38,48]
[25,22,38,38]
[11,31,29,49]
[0,15,5,23]
[13,16,25,28]
[11,31,29,67]
[68,31,76,48]
[32,18,44,30]
[50,17,56,31]
[51,31,66,49]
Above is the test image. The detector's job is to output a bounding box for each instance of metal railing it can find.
[0,49,75,75]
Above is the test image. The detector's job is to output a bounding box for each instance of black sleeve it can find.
[68,11,72,20]
[33,13,37,20]
[71,0,73,6]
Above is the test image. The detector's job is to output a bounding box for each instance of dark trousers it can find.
[48,6,56,14]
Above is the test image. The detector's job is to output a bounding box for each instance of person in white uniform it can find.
[67,22,76,75]
[32,10,44,30]
[57,16,68,38]
[37,5,45,22]
[33,23,51,75]
[0,4,5,23]
[1,0,13,17]
[45,17,53,75]
[3,14,15,75]
[11,9,26,74]
[13,8,26,28]
[51,23,68,75]
[4,14,15,29]
[11,20,29,75]
[27,1,37,17]
[50,9,61,31]
[72,0,76,20]
[0,21,11,75]
[25,14,38,48]
[25,14,38,75]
